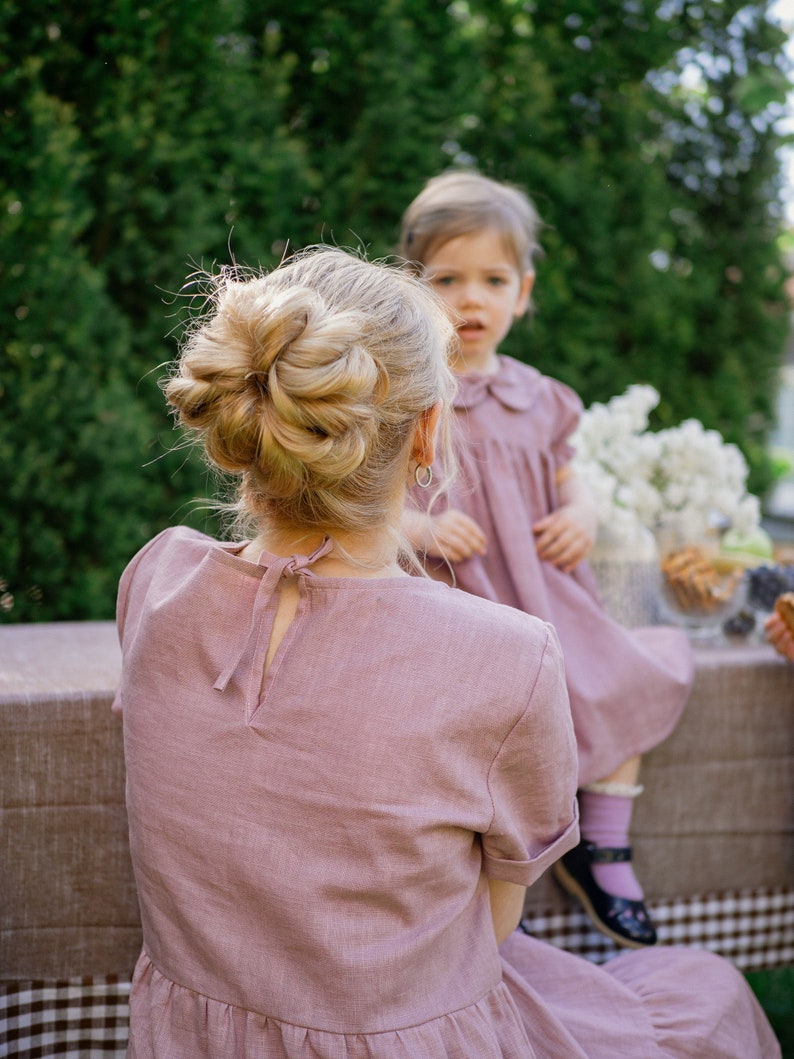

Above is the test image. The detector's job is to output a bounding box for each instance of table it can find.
[522,640,794,967]
[1,623,793,1056]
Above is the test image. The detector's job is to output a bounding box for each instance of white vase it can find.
[588,523,661,628]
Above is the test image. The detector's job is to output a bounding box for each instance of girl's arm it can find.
[488,877,527,945]
[533,463,599,573]
[402,506,487,563]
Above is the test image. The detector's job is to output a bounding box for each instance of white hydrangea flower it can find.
[570,384,761,544]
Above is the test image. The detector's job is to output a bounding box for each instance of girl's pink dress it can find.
[417,355,695,785]
[113,527,777,1058]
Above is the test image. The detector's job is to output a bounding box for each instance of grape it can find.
[746,564,794,611]
[722,608,756,637]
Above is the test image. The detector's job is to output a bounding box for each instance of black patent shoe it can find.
[553,839,658,949]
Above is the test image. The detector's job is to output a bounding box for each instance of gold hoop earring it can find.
[414,464,433,489]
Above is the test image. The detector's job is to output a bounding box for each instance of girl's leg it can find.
[554,755,657,947]
[579,756,644,900]
[597,755,642,787]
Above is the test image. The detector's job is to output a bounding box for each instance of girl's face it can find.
[423,227,534,374]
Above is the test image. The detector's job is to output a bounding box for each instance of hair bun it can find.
[165,246,454,538]
[254,286,384,480]
[169,278,385,484]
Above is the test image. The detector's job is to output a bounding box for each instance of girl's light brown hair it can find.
[399,170,543,274]
[165,247,455,542]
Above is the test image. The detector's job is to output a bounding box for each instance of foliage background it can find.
[1,0,791,621]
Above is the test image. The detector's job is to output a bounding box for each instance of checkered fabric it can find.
[522,885,794,970]
[1,887,791,1056]
[0,976,130,1058]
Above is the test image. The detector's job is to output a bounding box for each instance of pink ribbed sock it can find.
[578,789,644,901]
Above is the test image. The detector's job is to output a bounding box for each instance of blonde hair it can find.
[166,247,456,539]
[399,170,543,273]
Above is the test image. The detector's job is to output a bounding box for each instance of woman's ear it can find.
[412,400,443,468]
[514,271,535,318]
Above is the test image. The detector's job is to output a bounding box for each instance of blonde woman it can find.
[114,247,778,1058]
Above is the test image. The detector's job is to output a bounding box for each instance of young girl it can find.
[112,246,777,1058]
[400,171,695,949]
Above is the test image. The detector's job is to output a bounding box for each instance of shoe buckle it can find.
[588,845,633,864]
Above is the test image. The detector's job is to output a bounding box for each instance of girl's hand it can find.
[536,463,599,572]
[533,504,596,573]
[403,507,487,562]
[764,611,794,662]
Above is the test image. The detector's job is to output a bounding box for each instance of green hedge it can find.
[1,1,790,620]
[747,966,794,1057]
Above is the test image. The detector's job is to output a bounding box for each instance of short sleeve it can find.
[482,623,579,886]
[111,527,174,716]
[547,378,584,472]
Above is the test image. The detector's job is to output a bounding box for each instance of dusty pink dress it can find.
[416,355,695,786]
[113,527,778,1058]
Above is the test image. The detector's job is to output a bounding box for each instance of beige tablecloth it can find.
[1,623,793,980]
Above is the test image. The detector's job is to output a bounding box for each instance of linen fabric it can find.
[416,355,695,785]
[114,527,575,1055]
[113,527,778,1058]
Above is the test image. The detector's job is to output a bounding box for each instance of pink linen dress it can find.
[416,355,695,786]
[113,526,778,1058]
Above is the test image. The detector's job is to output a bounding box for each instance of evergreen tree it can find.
[449,1,788,496]
[652,0,791,492]
[0,0,315,620]
[0,51,157,619]
[1,1,790,620]
[248,0,480,253]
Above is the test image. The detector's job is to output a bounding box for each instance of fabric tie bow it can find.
[213,537,334,712]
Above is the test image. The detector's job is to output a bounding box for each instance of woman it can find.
[113,247,778,1057]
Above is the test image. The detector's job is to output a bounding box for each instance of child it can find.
[400,171,695,949]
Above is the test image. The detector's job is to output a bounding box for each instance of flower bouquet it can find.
[571,385,767,633]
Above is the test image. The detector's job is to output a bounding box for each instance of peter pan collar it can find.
[452,356,542,412]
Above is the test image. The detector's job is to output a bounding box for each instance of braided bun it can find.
[166,247,454,535]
